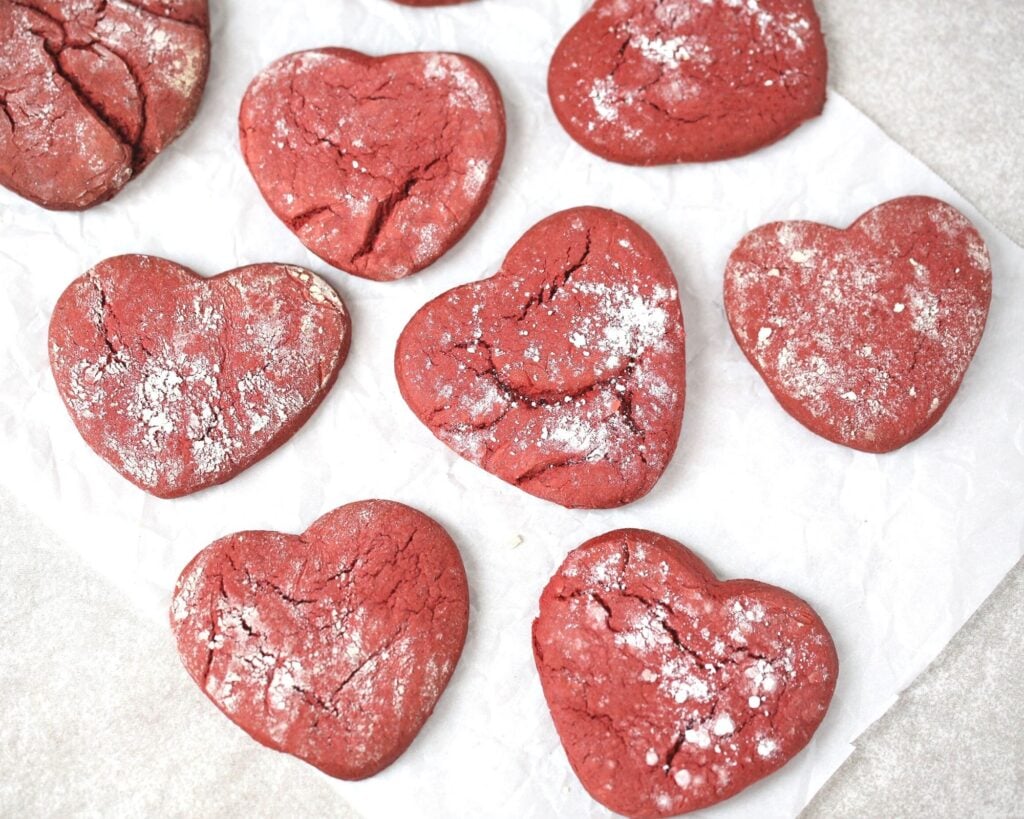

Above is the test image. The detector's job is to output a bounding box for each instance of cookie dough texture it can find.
[48,255,351,498]
[0,0,210,209]
[724,196,992,452]
[533,529,838,817]
[240,48,505,282]
[395,206,686,509]
[548,0,827,165]
[170,500,470,780]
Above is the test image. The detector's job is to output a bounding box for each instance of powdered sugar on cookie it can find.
[169,500,469,780]
[549,0,827,164]
[725,196,992,452]
[396,207,686,508]
[49,255,350,497]
[240,48,505,281]
[534,529,837,816]
[0,0,209,209]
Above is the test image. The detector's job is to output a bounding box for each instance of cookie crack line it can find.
[512,231,592,322]
[0,96,13,131]
[17,0,157,168]
[430,337,650,478]
[431,337,639,418]
[425,240,660,477]
[544,541,800,770]
[36,38,137,157]
[242,48,504,281]
[86,272,125,371]
[93,37,151,170]
[198,569,380,723]
[88,271,242,464]
[274,69,463,273]
[542,597,789,790]
[13,0,211,179]
[534,531,837,815]
[197,526,454,713]
[349,152,453,270]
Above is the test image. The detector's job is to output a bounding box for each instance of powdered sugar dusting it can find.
[0,0,208,208]
[169,502,467,778]
[50,257,349,497]
[535,531,837,814]
[423,52,493,114]
[240,48,503,280]
[725,199,992,449]
[398,208,685,508]
[556,0,825,161]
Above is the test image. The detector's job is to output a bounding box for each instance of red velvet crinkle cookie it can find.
[170,500,469,780]
[240,48,505,282]
[391,0,470,5]
[0,0,210,210]
[724,196,992,453]
[548,0,827,165]
[395,207,686,509]
[533,529,838,817]
[49,255,351,498]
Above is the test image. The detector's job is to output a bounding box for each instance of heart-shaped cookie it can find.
[240,48,505,281]
[548,0,827,165]
[395,207,686,509]
[170,499,469,780]
[724,196,992,452]
[533,529,838,817]
[0,0,210,210]
[49,255,351,498]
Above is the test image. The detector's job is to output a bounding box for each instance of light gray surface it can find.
[1,1,1022,817]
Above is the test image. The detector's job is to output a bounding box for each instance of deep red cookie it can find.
[170,500,469,780]
[548,0,827,165]
[49,255,351,498]
[239,48,505,282]
[395,207,686,509]
[0,0,210,210]
[724,196,992,453]
[533,529,838,817]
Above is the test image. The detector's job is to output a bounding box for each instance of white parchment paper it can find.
[1,1,1022,816]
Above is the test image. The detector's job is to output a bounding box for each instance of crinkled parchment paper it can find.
[0,1,1021,816]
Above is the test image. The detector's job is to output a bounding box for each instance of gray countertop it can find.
[1,1,1021,816]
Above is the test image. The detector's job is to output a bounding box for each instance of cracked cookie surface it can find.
[239,48,505,282]
[724,196,992,453]
[533,528,837,817]
[170,499,469,780]
[395,206,685,509]
[48,254,351,497]
[548,0,827,165]
[0,0,209,209]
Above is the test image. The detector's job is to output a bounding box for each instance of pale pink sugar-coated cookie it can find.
[0,0,210,210]
[724,196,992,452]
[533,529,838,817]
[240,48,506,282]
[170,500,470,780]
[548,0,827,165]
[49,255,351,498]
[396,207,686,509]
